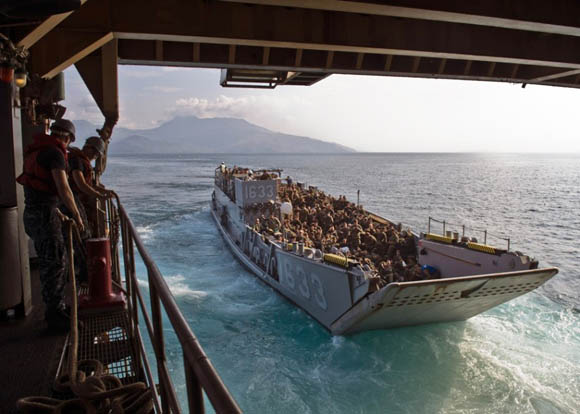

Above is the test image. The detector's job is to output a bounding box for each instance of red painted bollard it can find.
[79,238,125,310]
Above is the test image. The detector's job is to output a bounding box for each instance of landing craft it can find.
[211,165,558,335]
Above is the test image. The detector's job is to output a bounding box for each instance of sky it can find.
[64,65,580,152]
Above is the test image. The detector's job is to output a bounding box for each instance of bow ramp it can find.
[331,268,558,335]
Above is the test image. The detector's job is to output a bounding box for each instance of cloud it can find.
[143,85,183,93]
[164,94,315,134]
[171,95,257,118]
[119,67,163,79]
[66,94,104,124]
[161,67,190,72]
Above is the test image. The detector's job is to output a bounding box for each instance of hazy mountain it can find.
[73,116,355,154]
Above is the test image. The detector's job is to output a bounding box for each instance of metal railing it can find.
[427,216,511,251]
[109,196,242,413]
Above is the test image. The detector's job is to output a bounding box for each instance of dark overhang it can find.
[8,1,580,122]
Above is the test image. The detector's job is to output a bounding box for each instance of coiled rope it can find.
[17,216,153,413]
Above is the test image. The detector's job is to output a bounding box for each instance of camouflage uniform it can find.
[60,193,89,282]
[23,202,68,313]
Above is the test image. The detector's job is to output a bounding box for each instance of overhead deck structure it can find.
[18,1,580,97]
[3,1,580,128]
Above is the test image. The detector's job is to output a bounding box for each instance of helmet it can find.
[50,119,76,141]
[84,136,105,156]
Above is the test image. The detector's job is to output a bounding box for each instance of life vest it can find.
[67,147,93,192]
[16,134,68,195]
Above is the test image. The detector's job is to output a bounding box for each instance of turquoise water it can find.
[104,153,579,413]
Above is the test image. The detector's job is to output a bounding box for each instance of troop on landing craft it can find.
[211,164,558,335]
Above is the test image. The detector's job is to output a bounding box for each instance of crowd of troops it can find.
[253,182,434,286]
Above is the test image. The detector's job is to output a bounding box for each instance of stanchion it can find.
[79,237,125,310]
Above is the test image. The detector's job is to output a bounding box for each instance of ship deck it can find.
[0,263,67,413]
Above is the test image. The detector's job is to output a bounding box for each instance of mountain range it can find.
[73,116,354,154]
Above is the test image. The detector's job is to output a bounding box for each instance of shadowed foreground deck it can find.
[0,263,67,414]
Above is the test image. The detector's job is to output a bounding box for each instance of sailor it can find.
[65,136,112,282]
[67,136,112,235]
[17,119,85,332]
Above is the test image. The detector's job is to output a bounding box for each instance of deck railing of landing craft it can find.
[114,198,242,413]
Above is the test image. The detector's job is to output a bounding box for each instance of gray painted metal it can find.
[417,239,532,278]
[275,250,353,327]
[212,185,559,335]
[331,268,557,335]
[234,179,278,207]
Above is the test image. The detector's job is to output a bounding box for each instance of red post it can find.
[79,237,125,310]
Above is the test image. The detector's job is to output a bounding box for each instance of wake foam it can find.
[136,225,155,241]
[136,274,208,301]
[165,274,208,299]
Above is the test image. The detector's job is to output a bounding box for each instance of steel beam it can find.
[75,39,119,123]
[116,38,580,88]
[27,0,114,79]
[16,0,88,49]
[27,0,580,70]
[23,0,580,89]
[30,30,113,79]
[527,68,580,83]
[101,40,119,123]
[220,0,580,38]
[105,1,580,70]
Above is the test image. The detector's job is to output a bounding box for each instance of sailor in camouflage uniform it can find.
[64,136,111,281]
[17,119,84,332]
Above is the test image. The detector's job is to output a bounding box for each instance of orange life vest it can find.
[67,147,93,193]
[16,134,68,195]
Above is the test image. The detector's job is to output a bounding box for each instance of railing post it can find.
[126,221,142,378]
[96,198,106,237]
[118,202,241,414]
[107,198,114,281]
[427,216,431,234]
[121,216,133,331]
[507,238,510,251]
[127,228,139,334]
[443,220,446,235]
[149,277,170,413]
[484,230,487,245]
[184,353,205,414]
[462,225,465,238]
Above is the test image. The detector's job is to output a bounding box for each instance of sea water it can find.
[103,153,579,414]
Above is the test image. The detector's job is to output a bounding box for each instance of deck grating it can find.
[78,309,137,383]
[58,306,140,386]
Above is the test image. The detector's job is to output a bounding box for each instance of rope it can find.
[17,216,154,413]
